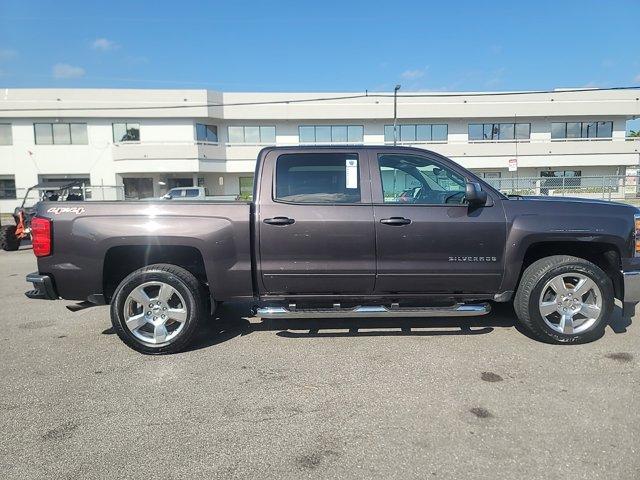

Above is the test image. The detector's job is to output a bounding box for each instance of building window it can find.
[540,170,582,189]
[239,176,254,199]
[196,124,218,143]
[298,125,363,144]
[0,176,16,199]
[384,124,448,143]
[34,123,88,145]
[123,178,154,199]
[480,172,502,179]
[112,122,140,142]
[228,126,275,144]
[551,121,613,139]
[468,123,530,141]
[0,124,12,145]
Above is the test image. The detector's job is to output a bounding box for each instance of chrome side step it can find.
[256,302,491,319]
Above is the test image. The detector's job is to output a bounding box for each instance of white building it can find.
[0,87,638,211]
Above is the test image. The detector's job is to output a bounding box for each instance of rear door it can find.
[257,149,376,295]
[371,150,506,294]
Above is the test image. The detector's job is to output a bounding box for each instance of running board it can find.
[256,302,491,319]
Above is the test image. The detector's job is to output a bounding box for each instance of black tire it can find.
[0,225,20,251]
[110,263,206,354]
[514,255,613,344]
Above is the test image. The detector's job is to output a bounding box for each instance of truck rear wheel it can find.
[514,255,613,344]
[110,263,206,354]
[0,225,20,251]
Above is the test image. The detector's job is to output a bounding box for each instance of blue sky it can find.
[0,0,639,94]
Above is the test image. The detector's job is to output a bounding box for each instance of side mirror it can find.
[465,181,487,206]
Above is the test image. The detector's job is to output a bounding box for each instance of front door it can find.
[258,150,375,295]
[371,151,506,294]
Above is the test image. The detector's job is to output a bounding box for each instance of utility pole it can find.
[393,84,401,146]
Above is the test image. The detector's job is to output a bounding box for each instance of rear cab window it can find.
[274,153,361,204]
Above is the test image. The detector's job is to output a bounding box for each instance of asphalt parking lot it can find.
[1,248,638,480]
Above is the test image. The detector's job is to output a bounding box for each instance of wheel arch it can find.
[103,245,208,303]
[516,241,623,300]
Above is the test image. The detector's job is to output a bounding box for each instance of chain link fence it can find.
[484,175,640,206]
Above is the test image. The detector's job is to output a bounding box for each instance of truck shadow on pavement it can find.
[184,302,632,352]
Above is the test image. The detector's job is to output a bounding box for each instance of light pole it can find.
[393,84,401,146]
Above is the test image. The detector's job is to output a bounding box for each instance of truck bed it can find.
[34,200,253,302]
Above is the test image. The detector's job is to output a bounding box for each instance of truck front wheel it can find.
[514,255,613,344]
[110,263,206,354]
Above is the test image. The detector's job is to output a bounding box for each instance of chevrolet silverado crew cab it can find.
[25,146,640,354]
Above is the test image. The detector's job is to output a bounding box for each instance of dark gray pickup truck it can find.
[25,146,640,353]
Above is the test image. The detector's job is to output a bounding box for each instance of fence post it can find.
[602,176,605,200]
[562,176,565,196]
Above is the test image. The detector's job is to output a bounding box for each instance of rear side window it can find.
[184,188,200,197]
[275,153,360,203]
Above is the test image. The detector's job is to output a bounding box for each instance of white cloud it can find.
[92,38,118,51]
[0,48,17,61]
[52,63,86,79]
[401,68,427,80]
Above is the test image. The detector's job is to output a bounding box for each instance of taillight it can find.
[635,213,640,257]
[31,217,52,257]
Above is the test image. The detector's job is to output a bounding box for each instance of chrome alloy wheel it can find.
[538,273,602,335]
[123,281,188,345]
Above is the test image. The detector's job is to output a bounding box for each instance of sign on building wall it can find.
[508,158,518,172]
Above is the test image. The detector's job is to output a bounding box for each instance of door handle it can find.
[380,217,412,226]
[263,216,295,226]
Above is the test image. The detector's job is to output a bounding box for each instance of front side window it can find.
[379,154,466,205]
[112,122,140,142]
[227,125,275,144]
[298,125,363,144]
[34,123,88,145]
[384,124,448,143]
[468,123,530,141]
[275,153,361,203]
[0,124,12,145]
[196,123,218,142]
